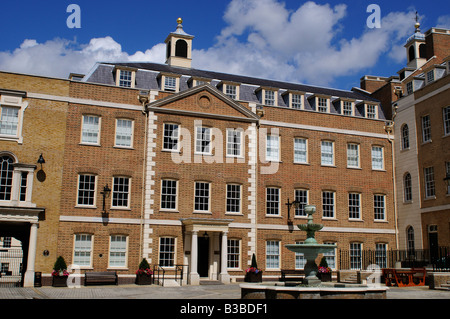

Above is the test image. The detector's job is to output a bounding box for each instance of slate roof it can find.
[84,61,384,119]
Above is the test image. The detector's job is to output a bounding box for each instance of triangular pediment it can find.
[147,84,259,123]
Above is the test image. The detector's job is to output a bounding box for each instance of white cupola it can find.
[165,18,194,68]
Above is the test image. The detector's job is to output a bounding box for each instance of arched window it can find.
[404,173,412,202]
[175,40,188,58]
[407,226,415,254]
[408,46,415,62]
[401,124,409,150]
[0,155,14,200]
[419,44,426,58]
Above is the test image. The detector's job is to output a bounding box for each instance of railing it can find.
[0,248,23,288]
[338,247,449,270]
[175,264,189,286]
[153,265,165,286]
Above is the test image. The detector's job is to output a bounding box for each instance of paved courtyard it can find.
[0,283,448,299]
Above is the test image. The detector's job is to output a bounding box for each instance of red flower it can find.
[136,268,153,275]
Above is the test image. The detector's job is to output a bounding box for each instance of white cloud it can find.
[0,36,165,78]
[436,15,450,29]
[193,0,416,86]
[0,0,418,86]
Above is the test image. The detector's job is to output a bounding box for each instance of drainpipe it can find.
[385,118,399,250]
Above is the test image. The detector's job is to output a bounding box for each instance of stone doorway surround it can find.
[180,218,233,285]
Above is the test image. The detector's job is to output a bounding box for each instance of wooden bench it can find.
[279,269,305,281]
[84,271,118,286]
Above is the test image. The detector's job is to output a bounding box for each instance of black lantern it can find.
[285,198,301,221]
[100,184,111,212]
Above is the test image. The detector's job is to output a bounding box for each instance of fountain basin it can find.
[285,244,336,254]
[241,282,388,299]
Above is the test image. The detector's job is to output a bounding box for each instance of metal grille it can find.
[0,247,23,287]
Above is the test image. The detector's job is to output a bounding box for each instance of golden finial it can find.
[177,17,183,25]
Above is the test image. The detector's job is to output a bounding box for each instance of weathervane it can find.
[414,11,421,32]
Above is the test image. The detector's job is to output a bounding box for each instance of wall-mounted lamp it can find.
[37,154,45,167]
[100,184,111,213]
[285,198,301,221]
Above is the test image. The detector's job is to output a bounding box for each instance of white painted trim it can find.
[260,120,391,139]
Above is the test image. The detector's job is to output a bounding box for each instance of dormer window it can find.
[317,97,329,113]
[342,100,354,116]
[366,104,378,119]
[257,88,278,106]
[291,93,303,109]
[406,81,414,95]
[115,68,136,88]
[426,70,435,84]
[221,83,239,100]
[159,74,180,92]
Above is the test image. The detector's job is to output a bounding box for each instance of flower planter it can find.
[135,274,153,285]
[52,275,68,287]
[318,272,332,282]
[245,271,263,283]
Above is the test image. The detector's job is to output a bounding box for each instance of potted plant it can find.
[244,254,263,282]
[52,256,69,287]
[317,257,332,282]
[135,258,153,285]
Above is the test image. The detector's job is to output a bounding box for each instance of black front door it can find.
[429,232,439,263]
[198,236,209,278]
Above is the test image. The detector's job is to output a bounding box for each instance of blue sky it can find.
[0,0,449,90]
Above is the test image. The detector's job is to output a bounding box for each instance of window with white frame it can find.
[0,93,27,143]
[0,106,19,137]
[322,191,335,218]
[342,101,353,116]
[226,129,242,157]
[161,179,177,210]
[371,146,384,170]
[421,115,431,143]
[350,243,362,270]
[317,97,328,113]
[347,143,360,168]
[164,76,177,92]
[444,106,450,136]
[348,193,361,219]
[118,70,133,88]
[366,104,377,119]
[291,94,302,109]
[426,70,434,83]
[73,234,92,267]
[266,134,279,162]
[266,241,280,269]
[295,241,306,269]
[159,237,175,267]
[406,81,413,95]
[225,84,237,99]
[323,242,336,269]
[227,239,240,269]
[112,177,130,208]
[195,126,211,155]
[0,155,14,201]
[194,182,210,212]
[321,141,334,166]
[266,187,280,216]
[294,189,308,217]
[109,235,127,268]
[77,174,96,206]
[81,115,100,145]
[404,173,412,202]
[374,194,386,220]
[401,124,410,150]
[115,119,133,148]
[424,167,435,198]
[294,138,308,164]
[163,123,179,151]
[375,243,387,268]
[226,184,241,214]
[265,90,276,106]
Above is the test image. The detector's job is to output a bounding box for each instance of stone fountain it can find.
[240,205,388,299]
[285,205,336,286]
